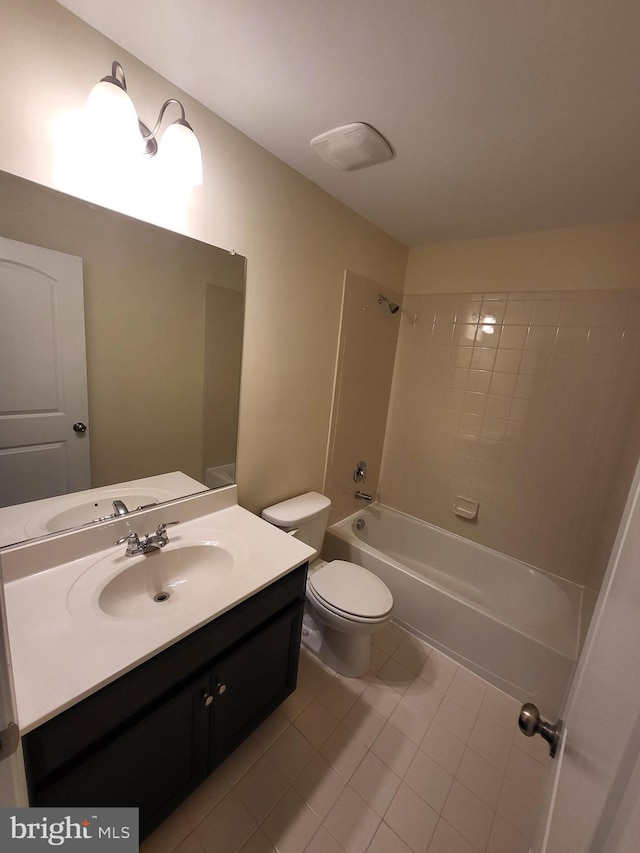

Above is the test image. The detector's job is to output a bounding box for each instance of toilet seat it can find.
[307,560,393,622]
[307,585,390,625]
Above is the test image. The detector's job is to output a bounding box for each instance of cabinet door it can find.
[210,601,303,766]
[33,672,211,840]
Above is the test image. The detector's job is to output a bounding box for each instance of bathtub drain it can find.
[356,519,366,531]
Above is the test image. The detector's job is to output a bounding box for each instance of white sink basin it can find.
[20,473,209,540]
[99,543,235,618]
[67,530,250,622]
[44,494,162,534]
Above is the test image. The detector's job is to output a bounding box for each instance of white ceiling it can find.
[57,0,640,246]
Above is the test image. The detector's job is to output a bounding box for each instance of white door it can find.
[531,459,640,852]
[0,237,90,508]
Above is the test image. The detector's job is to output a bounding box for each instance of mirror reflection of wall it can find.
[0,170,245,529]
[202,283,244,487]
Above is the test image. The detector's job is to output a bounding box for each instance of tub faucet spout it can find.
[355,490,373,503]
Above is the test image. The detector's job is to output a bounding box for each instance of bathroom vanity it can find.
[23,565,306,838]
[0,485,313,839]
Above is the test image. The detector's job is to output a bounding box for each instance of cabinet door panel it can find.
[211,602,303,765]
[33,674,211,839]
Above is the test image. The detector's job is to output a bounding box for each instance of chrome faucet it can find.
[112,499,129,516]
[355,490,373,503]
[115,521,180,556]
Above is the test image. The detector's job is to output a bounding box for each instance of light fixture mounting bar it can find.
[102,60,128,91]
[141,99,193,157]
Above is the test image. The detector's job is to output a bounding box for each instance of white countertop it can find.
[0,488,313,733]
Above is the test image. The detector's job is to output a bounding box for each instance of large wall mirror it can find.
[0,170,245,547]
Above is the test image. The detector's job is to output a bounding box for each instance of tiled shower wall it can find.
[379,289,640,590]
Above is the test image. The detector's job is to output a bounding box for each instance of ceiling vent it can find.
[310,123,394,171]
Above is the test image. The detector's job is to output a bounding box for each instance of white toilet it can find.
[262,492,393,677]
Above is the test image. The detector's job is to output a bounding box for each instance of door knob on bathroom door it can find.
[73,422,87,433]
[519,702,563,758]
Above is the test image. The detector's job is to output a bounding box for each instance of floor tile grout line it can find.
[145,625,543,853]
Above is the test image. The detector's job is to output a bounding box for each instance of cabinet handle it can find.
[217,683,227,695]
[203,694,213,707]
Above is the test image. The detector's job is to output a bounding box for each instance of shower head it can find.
[378,293,400,314]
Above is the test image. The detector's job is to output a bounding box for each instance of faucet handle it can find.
[114,532,142,555]
[115,532,140,546]
[156,521,180,536]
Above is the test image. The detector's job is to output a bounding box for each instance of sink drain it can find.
[154,591,171,603]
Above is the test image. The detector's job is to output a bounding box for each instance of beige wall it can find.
[324,273,401,523]
[203,284,245,472]
[406,221,640,295]
[0,0,408,514]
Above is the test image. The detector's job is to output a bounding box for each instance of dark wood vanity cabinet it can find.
[22,563,307,840]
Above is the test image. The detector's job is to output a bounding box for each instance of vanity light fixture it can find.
[86,61,203,186]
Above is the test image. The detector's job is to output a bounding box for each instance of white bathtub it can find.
[324,503,590,716]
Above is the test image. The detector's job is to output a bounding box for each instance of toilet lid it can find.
[308,561,393,619]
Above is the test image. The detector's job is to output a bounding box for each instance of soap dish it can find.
[452,496,479,520]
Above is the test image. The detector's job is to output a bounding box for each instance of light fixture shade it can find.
[160,120,203,186]
[85,79,142,156]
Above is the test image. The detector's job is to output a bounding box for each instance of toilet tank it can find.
[261,492,331,559]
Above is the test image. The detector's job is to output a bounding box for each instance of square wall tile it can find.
[378,286,640,606]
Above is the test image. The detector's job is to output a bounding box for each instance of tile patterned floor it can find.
[142,623,549,853]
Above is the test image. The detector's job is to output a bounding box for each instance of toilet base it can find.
[319,627,371,678]
[300,604,371,678]
[300,609,323,656]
